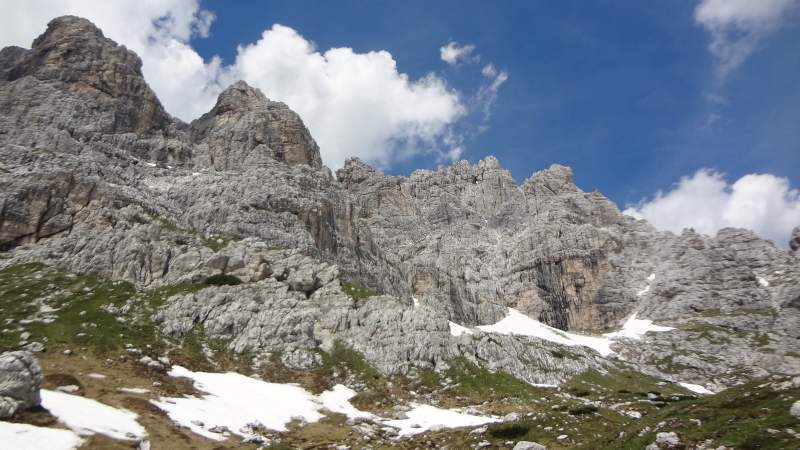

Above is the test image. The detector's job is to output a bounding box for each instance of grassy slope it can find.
[582,380,800,450]
[2,263,798,449]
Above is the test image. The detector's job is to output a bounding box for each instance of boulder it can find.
[513,441,547,450]
[0,351,43,418]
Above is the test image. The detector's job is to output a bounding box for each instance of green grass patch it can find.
[204,273,243,286]
[568,404,598,415]
[578,379,800,450]
[320,341,383,384]
[0,264,203,355]
[157,219,233,252]
[440,357,547,402]
[340,281,377,301]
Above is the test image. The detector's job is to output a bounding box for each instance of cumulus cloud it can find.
[0,2,490,170]
[695,0,800,78]
[624,169,800,246]
[440,41,479,65]
[233,25,464,168]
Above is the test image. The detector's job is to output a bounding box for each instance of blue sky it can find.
[190,0,799,207]
[2,0,799,244]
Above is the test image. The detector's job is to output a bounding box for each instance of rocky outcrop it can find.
[2,16,799,389]
[1,16,171,136]
[0,351,43,418]
[791,226,800,251]
[191,81,323,170]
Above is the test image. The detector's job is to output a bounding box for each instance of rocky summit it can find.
[0,16,799,450]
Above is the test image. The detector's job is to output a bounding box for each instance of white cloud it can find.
[481,63,498,78]
[0,3,485,170]
[476,68,508,123]
[440,41,478,65]
[624,169,800,246]
[695,0,800,78]
[233,25,464,169]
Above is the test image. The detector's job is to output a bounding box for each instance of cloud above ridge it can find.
[0,1,506,170]
[624,169,800,246]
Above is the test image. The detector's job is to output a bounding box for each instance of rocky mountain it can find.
[1,16,799,450]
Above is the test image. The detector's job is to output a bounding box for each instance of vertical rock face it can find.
[2,15,170,134]
[190,80,323,170]
[791,226,800,251]
[334,158,632,331]
[1,16,799,388]
[0,351,43,418]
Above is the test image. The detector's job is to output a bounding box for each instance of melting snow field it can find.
[449,321,475,337]
[0,422,84,450]
[603,313,674,340]
[318,384,375,420]
[152,366,325,440]
[154,366,500,441]
[475,308,674,357]
[384,404,501,436]
[41,389,147,441]
[477,308,616,356]
[678,382,715,395]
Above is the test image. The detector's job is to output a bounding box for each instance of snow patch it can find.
[86,373,106,379]
[41,389,147,441]
[118,387,150,394]
[757,276,769,287]
[477,308,614,356]
[154,366,501,441]
[449,321,475,337]
[0,422,83,450]
[318,384,375,420]
[637,273,656,296]
[477,308,673,357]
[678,382,715,395]
[604,313,674,340]
[412,296,420,307]
[152,366,324,440]
[383,403,501,436]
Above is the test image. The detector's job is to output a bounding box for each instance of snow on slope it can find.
[477,308,673,357]
[318,384,375,420]
[477,308,616,356]
[154,366,500,441]
[0,422,84,450]
[679,382,715,395]
[383,404,501,436]
[41,389,147,440]
[449,321,474,336]
[117,387,150,394]
[603,313,674,340]
[152,366,325,440]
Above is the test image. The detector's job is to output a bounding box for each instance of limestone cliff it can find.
[1,16,799,390]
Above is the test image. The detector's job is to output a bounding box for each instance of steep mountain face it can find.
[1,16,799,396]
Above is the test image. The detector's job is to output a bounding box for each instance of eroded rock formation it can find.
[2,16,799,389]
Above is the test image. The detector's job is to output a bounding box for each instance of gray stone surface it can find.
[2,16,799,388]
[0,351,43,418]
[513,441,547,450]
